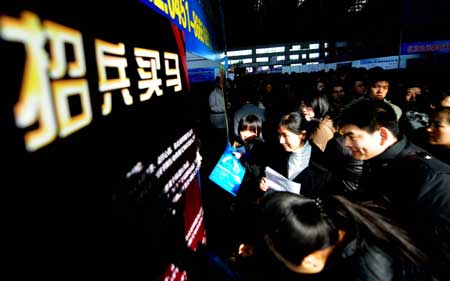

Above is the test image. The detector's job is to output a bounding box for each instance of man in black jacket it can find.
[337,98,450,280]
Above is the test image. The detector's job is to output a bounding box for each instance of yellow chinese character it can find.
[95,39,132,115]
[134,47,163,101]
[0,11,91,151]
[164,52,182,92]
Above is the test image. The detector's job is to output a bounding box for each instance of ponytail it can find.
[330,195,428,265]
[279,112,319,138]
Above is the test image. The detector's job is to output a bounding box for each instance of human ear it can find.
[299,235,343,274]
[299,253,326,274]
[300,130,308,141]
[379,127,388,145]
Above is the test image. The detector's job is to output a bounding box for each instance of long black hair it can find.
[259,192,427,266]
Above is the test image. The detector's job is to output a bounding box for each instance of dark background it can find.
[223,0,450,58]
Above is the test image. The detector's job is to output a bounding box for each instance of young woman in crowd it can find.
[253,191,437,281]
[299,93,335,152]
[417,106,450,165]
[230,114,269,258]
[232,114,268,203]
[259,111,331,198]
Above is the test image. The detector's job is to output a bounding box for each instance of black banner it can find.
[1,1,203,279]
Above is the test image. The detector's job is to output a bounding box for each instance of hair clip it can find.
[314,197,337,231]
[314,198,325,213]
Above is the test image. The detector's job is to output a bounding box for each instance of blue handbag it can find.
[208,143,246,196]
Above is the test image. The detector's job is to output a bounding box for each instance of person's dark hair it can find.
[367,68,390,87]
[239,114,262,138]
[346,72,367,89]
[214,76,222,88]
[327,81,345,93]
[429,106,450,124]
[303,93,331,120]
[259,191,427,267]
[403,81,423,91]
[430,88,450,108]
[337,98,400,137]
[239,88,258,105]
[279,111,317,138]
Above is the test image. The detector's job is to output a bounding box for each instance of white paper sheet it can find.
[265,166,301,194]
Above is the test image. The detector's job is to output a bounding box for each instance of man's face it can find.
[330,86,345,102]
[353,81,367,95]
[339,124,385,160]
[405,87,421,103]
[369,81,389,100]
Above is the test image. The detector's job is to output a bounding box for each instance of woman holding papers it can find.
[259,111,331,198]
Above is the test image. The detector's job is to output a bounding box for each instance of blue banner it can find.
[401,40,450,55]
[188,67,216,83]
[139,0,223,61]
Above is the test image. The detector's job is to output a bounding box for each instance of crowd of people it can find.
[198,66,450,281]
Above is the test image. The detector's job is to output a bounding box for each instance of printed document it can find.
[265,166,301,194]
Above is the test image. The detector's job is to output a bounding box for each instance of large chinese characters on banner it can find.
[0,1,205,280]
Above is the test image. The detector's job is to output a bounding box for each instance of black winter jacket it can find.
[355,136,450,280]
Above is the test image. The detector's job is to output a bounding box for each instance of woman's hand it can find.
[259,177,268,192]
[232,151,242,160]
